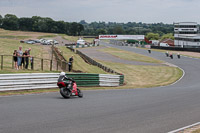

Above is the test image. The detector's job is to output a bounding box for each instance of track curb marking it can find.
[168,122,200,133]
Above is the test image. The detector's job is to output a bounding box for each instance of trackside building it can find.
[174,22,200,47]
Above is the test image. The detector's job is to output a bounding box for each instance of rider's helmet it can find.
[60,72,65,76]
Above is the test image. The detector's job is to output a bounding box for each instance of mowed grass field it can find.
[99,47,163,63]
[0,29,183,95]
[97,60,182,88]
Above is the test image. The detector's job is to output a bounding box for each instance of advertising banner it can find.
[99,35,144,40]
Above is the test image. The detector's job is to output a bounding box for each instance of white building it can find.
[174,22,200,47]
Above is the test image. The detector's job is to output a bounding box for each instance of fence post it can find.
[56,61,58,71]
[50,60,52,71]
[1,55,3,70]
[41,59,43,71]
[31,57,34,70]
[61,60,63,70]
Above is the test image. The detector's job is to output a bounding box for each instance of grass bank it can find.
[97,60,182,88]
[99,47,163,63]
[57,46,107,74]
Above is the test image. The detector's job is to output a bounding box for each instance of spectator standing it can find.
[17,46,23,69]
[68,55,73,72]
[13,50,18,69]
[24,50,28,69]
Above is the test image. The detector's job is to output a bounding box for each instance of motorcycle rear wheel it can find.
[60,87,71,98]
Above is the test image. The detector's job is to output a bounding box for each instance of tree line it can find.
[0,14,174,40]
[0,14,84,36]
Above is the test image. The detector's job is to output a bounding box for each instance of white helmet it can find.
[60,72,65,76]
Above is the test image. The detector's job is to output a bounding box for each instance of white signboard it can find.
[99,35,145,40]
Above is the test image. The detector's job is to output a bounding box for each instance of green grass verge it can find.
[99,47,163,63]
[0,35,30,39]
[97,60,183,88]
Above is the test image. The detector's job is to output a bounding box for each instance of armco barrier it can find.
[0,73,123,91]
[69,44,99,49]
[0,73,59,91]
[66,73,99,87]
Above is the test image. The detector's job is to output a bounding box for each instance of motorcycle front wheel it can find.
[60,87,71,98]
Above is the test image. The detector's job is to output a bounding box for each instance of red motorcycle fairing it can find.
[57,82,66,88]
[71,83,78,95]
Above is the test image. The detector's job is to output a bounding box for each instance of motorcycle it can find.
[57,79,83,99]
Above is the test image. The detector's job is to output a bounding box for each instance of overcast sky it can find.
[0,0,200,24]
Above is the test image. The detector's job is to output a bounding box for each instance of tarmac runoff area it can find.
[1,43,200,133]
[78,46,172,66]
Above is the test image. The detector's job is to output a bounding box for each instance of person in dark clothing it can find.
[24,50,28,69]
[68,55,73,72]
[148,49,151,54]
[58,72,74,89]
[13,50,18,69]
[177,53,180,59]
[165,51,169,57]
[170,53,173,59]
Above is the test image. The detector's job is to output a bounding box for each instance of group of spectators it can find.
[13,46,32,70]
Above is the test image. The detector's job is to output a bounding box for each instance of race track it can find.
[1,43,200,133]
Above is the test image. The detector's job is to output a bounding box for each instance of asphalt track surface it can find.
[1,43,200,133]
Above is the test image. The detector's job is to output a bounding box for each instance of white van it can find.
[77,38,85,45]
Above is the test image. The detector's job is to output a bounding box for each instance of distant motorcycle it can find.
[57,78,83,99]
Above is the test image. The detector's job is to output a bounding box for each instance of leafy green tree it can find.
[77,24,84,35]
[69,22,78,36]
[2,14,19,30]
[113,25,124,34]
[161,33,174,40]
[96,28,107,35]
[19,17,33,31]
[146,32,160,40]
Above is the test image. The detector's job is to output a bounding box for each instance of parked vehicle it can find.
[77,38,85,45]
[57,77,83,99]
[160,43,169,47]
[26,40,36,44]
